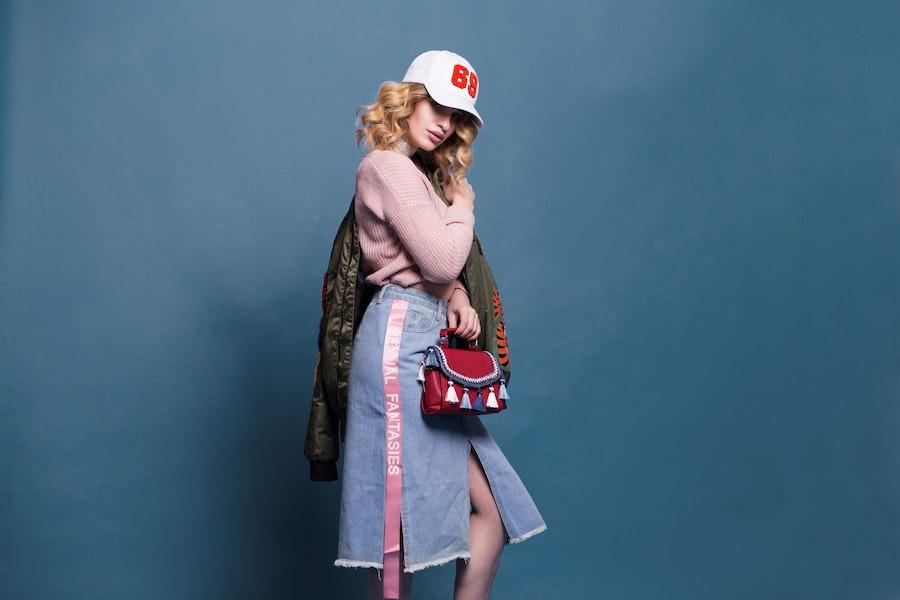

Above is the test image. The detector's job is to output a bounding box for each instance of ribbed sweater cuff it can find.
[445,203,475,228]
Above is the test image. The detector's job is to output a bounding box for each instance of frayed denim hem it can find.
[405,550,471,573]
[334,558,382,569]
[334,551,472,577]
[507,522,547,545]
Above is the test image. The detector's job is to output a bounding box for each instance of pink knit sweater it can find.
[354,149,474,302]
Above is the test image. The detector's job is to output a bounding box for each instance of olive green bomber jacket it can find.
[303,153,511,482]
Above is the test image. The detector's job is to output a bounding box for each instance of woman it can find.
[333,50,547,600]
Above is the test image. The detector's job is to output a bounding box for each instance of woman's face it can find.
[406,97,461,151]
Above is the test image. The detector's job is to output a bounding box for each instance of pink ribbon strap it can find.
[382,299,408,599]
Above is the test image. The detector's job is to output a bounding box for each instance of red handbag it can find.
[418,327,509,415]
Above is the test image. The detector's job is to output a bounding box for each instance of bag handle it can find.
[439,327,478,349]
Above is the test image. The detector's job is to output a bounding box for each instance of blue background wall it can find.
[3,2,899,598]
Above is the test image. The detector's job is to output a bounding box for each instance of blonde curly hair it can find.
[354,81,479,188]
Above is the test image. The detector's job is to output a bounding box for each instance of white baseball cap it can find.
[402,50,484,128]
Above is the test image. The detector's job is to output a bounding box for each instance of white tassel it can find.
[498,381,509,400]
[445,380,459,404]
[486,386,499,408]
[417,362,426,382]
[459,387,472,410]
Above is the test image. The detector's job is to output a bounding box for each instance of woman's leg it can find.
[454,445,506,600]
[367,523,413,600]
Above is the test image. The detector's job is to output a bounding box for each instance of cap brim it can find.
[425,84,484,128]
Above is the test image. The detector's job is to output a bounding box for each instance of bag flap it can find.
[425,345,502,388]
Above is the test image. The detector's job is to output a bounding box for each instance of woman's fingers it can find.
[452,314,466,338]
[447,306,481,341]
[457,318,470,339]
[452,309,480,341]
[463,311,475,339]
[468,310,480,340]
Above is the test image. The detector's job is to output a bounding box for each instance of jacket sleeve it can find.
[358,153,475,283]
[303,351,339,482]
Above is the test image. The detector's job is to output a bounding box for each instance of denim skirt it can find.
[333,282,547,577]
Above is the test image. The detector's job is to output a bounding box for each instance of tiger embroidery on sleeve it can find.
[492,288,510,368]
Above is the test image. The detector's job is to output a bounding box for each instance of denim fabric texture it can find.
[333,283,548,574]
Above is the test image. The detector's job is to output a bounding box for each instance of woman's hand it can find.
[442,176,475,212]
[447,288,480,341]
